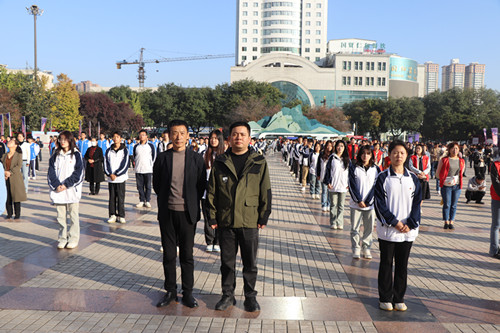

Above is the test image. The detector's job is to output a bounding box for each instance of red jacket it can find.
[410,155,430,181]
[348,144,358,160]
[374,150,383,165]
[439,157,465,188]
[381,156,391,171]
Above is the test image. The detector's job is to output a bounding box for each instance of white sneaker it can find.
[213,245,221,252]
[136,202,144,208]
[32,177,36,180]
[160,246,163,252]
[206,245,214,252]
[144,202,152,208]
[379,302,393,311]
[176,246,179,254]
[322,207,328,212]
[330,224,337,229]
[118,217,126,224]
[66,242,78,249]
[353,249,361,259]
[363,249,372,259]
[57,241,67,249]
[107,215,117,223]
[311,194,315,199]
[337,225,344,230]
[394,303,407,311]
[301,187,306,192]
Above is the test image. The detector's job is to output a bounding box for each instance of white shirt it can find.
[19,142,30,160]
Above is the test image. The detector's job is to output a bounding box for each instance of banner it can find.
[0,114,3,136]
[88,121,91,137]
[492,128,498,146]
[483,128,487,142]
[41,117,47,132]
[79,120,82,136]
[415,133,420,142]
[97,121,100,137]
[21,116,26,138]
[5,113,11,137]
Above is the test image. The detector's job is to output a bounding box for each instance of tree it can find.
[305,106,351,133]
[343,99,386,138]
[107,85,143,116]
[50,73,81,131]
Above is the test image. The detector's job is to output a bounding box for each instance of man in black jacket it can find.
[153,119,206,308]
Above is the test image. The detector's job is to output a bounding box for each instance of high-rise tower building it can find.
[441,59,465,91]
[465,62,485,90]
[423,61,439,95]
[236,0,328,66]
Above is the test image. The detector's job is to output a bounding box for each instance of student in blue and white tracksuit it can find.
[77,132,90,157]
[98,133,110,152]
[133,129,156,208]
[323,140,350,229]
[374,140,421,312]
[309,142,321,199]
[349,145,380,259]
[47,131,84,250]
[104,132,129,224]
[28,137,39,179]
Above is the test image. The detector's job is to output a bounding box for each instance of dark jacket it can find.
[207,149,272,228]
[152,148,206,224]
[84,146,105,183]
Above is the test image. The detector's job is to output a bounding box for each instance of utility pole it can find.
[26,5,43,82]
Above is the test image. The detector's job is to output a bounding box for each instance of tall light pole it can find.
[26,5,43,82]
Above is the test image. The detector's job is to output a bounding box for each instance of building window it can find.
[253,56,257,60]
[316,21,321,26]
[243,2,248,7]
[343,76,347,85]
[354,62,359,70]
[382,77,386,86]
[382,62,386,71]
[306,12,311,17]
[316,30,321,34]
[306,3,311,8]
[243,20,247,25]
[242,56,247,60]
[242,29,247,33]
[253,47,258,51]
[378,77,381,86]
[253,38,258,42]
[366,62,374,70]
[316,3,321,8]
[306,56,310,60]
[316,12,321,17]
[243,11,248,16]
[371,77,374,85]
[315,48,320,52]
[359,77,363,85]
[347,77,351,85]
[242,38,247,42]
[253,20,258,25]
[359,62,363,70]
[306,21,311,26]
[315,57,320,61]
[253,11,258,16]
[371,62,375,70]
[305,48,310,52]
[305,30,310,35]
[378,62,382,71]
[315,39,321,43]
[253,29,258,33]
[305,39,310,44]
[366,78,370,86]
[355,77,359,86]
[253,2,258,7]
[242,47,247,51]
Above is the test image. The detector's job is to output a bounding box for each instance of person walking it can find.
[436,142,465,230]
[153,120,206,309]
[300,139,312,192]
[374,140,421,312]
[47,131,84,249]
[17,133,30,194]
[349,145,379,259]
[84,137,105,195]
[489,159,500,259]
[2,139,26,219]
[207,121,272,313]
[317,140,333,212]
[324,140,350,229]
[309,142,321,199]
[133,129,156,208]
[104,132,129,224]
[201,129,225,252]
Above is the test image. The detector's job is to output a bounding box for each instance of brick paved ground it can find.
[0,148,498,332]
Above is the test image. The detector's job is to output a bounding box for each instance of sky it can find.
[1,0,499,90]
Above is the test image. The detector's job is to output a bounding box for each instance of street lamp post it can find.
[26,5,43,82]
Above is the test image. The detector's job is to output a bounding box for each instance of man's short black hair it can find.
[112,131,122,138]
[168,119,189,133]
[229,121,250,135]
[476,175,485,181]
[388,140,408,154]
[138,129,147,135]
[162,129,169,135]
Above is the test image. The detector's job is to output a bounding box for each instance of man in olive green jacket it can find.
[207,121,272,312]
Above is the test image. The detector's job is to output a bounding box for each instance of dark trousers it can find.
[5,180,20,218]
[474,166,486,178]
[219,227,259,298]
[136,173,152,202]
[201,199,218,245]
[108,182,125,217]
[159,209,196,294]
[29,160,36,178]
[465,190,485,203]
[292,159,299,177]
[378,239,413,303]
[90,182,100,195]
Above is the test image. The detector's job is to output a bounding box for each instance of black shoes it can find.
[448,224,455,230]
[243,297,261,312]
[156,291,178,307]
[5,215,12,219]
[466,199,470,204]
[215,295,236,311]
[14,216,20,220]
[444,223,449,229]
[182,293,199,308]
[477,201,485,205]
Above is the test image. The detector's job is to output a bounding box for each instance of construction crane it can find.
[116,48,234,88]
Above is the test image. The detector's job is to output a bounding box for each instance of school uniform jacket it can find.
[323,154,349,193]
[348,163,380,210]
[47,149,84,204]
[374,167,421,242]
[104,144,129,183]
